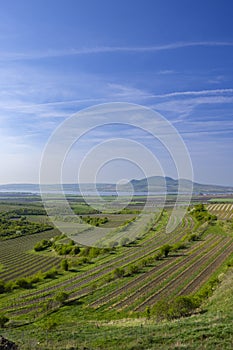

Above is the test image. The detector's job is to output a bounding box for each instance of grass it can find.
[208,198,233,203]
[0,197,232,349]
[1,268,233,349]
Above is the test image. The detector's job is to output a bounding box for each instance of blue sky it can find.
[0,0,233,186]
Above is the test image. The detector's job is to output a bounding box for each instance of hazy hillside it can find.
[0,177,233,194]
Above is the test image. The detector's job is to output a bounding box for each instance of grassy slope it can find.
[1,267,232,349]
[0,203,232,349]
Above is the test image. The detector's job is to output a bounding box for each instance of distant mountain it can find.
[0,177,233,194]
[125,176,233,194]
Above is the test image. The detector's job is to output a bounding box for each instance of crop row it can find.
[0,230,60,282]
[134,237,232,311]
[3,213,190,315]
[112,235,222,311]
[207,203,233,220]
[89,234,217,309]
[178,241,233,295]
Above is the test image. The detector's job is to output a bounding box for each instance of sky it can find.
[0,0,233,186]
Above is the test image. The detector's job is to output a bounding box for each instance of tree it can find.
[61,259,69,271]
[54,291,69,305]
[146,306,151,320]
[160,244,172,258]
[113,267,125,279]
[128,264,140,275]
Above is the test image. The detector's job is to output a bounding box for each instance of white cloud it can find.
[0,41,233,61]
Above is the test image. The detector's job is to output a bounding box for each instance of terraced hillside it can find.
[0,230,62,282]
[1,205,232,327]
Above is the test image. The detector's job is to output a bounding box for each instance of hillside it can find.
[127,176,233,193]
[0,199,232,349]
[0,177,233,194]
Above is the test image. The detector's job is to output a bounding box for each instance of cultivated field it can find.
[0,195,232,349]
[207,203,233,220]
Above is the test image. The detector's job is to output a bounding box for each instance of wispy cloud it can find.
[1,41,233,61]
[152,88,233,99]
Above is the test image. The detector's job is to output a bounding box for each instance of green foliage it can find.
[81,215,109,226]
[0,280,5,294]
[7,208,47,216]
[34,239,52,251]
[44,268,58,279]
[61,259,69,271]
[160,244,172,258]
[128,264,140,276]
[54,291,69,305]
[15,277,32,289]
[73,204,101,215]
[146,306,151,320]
[0,314,9,328]
[188,233,199,242]
[191,204,217,223]
[113,267,125,279]
[41,319,57,331]
[0,213,52,240]
[152,296,200,320]
[171,242,187,251]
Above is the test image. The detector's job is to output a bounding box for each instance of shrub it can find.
[0,314,9,328]
[128,264,140,275]
[0,280,5,294]
[188,234,198,242]
[54,291,69,305]
[44,268,58,279]
[34,239,52,251]
[16,278,32,289]
[71,245,80,255]
[152,296,199,320]
[160,244,172,258]
[154,252,163,260]
[113,267,125,279]
[172,242,187,252]
[61,259,69,271]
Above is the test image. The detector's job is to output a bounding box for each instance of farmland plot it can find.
[207,203,233,220]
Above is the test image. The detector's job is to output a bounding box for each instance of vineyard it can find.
[0,197,232,349]
[0,230,61,282]
[207,203,233,220]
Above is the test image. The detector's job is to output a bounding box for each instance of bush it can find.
[188,234,199,242]
[171,242,187,252]
[71,245,80,255]
[54,291,69,305]
[44,268,58,279]
[0,314,9,328]
[16,278,32,289]
[34,239,52,251]
[152,296,199,320]
[113,267,125,279]
[160,244,172,258]
[61,259,69,271]
[0,280,5,294]
[154,252,163,260]
[128,264,140,275]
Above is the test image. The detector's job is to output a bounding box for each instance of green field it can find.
[0,194,232,349]
[208,198,233,203]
